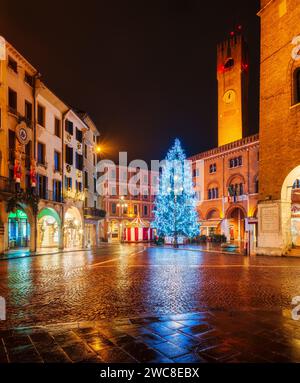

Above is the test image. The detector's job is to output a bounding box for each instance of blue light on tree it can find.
[152,138,200,247]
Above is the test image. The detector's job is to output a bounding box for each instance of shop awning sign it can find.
[0,36,6,61]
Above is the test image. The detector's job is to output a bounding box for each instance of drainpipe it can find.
[60,109,70,250]
[32,72,41,253]
[32,72,41,160]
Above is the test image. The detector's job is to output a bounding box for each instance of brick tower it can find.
[257,0,300,255]
[217,29,249,147]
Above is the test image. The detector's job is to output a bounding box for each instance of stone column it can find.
[29,219,36,253]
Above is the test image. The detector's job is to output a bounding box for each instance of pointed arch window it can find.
[224,58,234,70]
[293,68,300,104]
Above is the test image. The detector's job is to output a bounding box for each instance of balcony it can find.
[63,188,85,202]
[223,195,248,203]
[0,176,14,193]
[84,207,106,220]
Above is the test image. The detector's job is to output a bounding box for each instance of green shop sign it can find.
[8,209,28,220]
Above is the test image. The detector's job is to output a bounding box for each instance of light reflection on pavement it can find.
[1,244,300,329]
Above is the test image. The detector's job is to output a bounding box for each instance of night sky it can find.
[0,0,260,163]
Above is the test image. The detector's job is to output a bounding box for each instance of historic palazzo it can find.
[190,0,300,256]
[0,40,105,254]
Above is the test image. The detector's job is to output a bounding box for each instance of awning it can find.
[126,214,150,228]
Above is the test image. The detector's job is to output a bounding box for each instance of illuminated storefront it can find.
[84,223,96,247]
[291,204,300,247]
[37,208,61,249]
[8,209,30,249]
[64,207,83,249]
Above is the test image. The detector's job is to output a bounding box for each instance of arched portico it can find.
[281,165,300,250]
[6,203,35,252]
[200,208,222,237]
[221,205,247,242]
[258,165,300,255]
[225,206,246,242]
[64,207,83,249]
[37,207,61,249]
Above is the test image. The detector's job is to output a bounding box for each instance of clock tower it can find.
[217,30,249,147]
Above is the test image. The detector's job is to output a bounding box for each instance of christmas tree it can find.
[152,139,200,247]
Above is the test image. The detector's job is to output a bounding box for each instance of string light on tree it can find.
[152,138,200,248]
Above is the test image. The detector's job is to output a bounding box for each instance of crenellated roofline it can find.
[189,134,259,162]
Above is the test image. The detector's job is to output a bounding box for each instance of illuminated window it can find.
[65,177,72,190]
[229,183,244,196]
[229,156,243,168]
[208,188,219,200]
[209,163,217,174]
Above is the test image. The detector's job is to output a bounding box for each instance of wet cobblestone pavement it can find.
[1,244,300,362]
[1,310,300,363]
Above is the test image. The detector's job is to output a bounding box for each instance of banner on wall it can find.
[0,36,6,61]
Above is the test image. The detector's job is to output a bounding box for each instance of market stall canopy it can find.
[126,214,150,228]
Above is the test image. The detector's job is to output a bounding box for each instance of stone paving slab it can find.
[1,310,300,363]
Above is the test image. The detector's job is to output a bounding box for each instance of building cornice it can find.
[189,134,259,162]
[257,0,275,16]
[6,40,37,74]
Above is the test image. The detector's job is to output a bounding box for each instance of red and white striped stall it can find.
[124,216,155,243]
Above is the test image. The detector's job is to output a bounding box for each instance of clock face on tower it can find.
[223,90,236,104]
